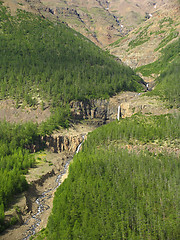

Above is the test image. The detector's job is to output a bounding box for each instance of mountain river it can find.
[22,137,84,240]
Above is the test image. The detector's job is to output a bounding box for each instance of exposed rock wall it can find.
[30,134,83,153]
[70,99,109,121]
[69,95,137,121]
[70,92,174,121]
[42,135,83,153]
[29,93,172,154]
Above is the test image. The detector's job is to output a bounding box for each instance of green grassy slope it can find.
[136,38,180,106]
[136,38,180,77]
[148,57,180,107]
[41,113,180,240]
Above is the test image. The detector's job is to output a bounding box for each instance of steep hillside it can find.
[146,51,180,107]
[0,0,179,239]
[0,2,142,108]
[108,0,180,71]
[3,0,171,46]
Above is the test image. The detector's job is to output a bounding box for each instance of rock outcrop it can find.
[69,93,140,121]
[70,91,177,121]
[42,135,83,153]
[30,134,83,153]
[27,92,176,154]
[70,99,109,121]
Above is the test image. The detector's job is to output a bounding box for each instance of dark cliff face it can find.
[69,91,173,122]
[70,99,110,121]
[70,98,122,122]
[27,99,113,154]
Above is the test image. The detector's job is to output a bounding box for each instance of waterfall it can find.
[117,105,121,121]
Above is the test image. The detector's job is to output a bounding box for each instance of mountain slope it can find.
[0,2,144,233]
[3,0,172,47]
[146,51,180,107]
[0,2,143,108]
[0,0,179,238]
[107,0,180,70]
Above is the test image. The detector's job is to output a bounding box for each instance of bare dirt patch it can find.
[0,99,51,124]
[3,0,38,15]
[108,139,180,157]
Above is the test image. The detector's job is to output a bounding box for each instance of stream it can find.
[22,136,84,240]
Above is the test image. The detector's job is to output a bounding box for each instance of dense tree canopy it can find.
[0,4,143,107]
[44,113,180,240]
[0,4,143,231]
[0,1,179,237]
[149,56,180,107]
[0,120,36,232]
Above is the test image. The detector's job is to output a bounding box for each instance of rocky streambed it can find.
[1,124,95,240]
[23,159,72,240]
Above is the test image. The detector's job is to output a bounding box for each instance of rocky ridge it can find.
[35,134,83,154]
[3,0,170,47]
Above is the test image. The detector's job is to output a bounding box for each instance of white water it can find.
[117,105,121,121]
[76,136,84,154]
[22,136,84,240]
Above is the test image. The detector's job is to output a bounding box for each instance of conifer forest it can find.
[0,0,179,239]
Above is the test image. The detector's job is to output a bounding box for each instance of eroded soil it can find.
[0,99,51,124]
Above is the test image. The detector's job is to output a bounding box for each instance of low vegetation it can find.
[136,38,180,106]
[159,17,174,29]
[136,37,180,77]
[128,25,152,49]
[155,29,179,51]
[108,36,127,48]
